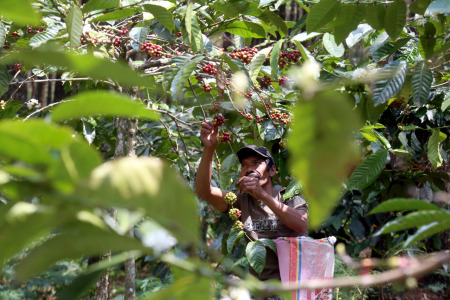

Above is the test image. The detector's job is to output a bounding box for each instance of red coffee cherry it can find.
[213,114,225,127]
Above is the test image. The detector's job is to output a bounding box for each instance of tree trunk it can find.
[114,116,138,300]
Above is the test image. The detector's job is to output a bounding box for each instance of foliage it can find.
[0,0,449,298]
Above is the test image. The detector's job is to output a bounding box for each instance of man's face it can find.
[239,155,275,186]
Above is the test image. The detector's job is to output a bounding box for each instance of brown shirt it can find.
[233,185,308,281]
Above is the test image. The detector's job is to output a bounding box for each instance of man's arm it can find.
[195,121,228,213]
[237,176,308,234]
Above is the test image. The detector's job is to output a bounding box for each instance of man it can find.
[196,120,308,281]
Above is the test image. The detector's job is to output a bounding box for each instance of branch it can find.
[9,78,93,85]
[260,251,450,296]
[135,57,172,70]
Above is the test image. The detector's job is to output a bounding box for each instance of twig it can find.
[263,251,450,294]
[187,79,207,120]
[431,80,449,89]
[8,67,49,101]
[23,100,73,121]
[9,77,92,85]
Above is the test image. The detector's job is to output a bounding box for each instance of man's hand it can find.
[237,175,267,200]
[200,120,218,149]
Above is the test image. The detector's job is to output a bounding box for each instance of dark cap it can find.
[236,145,275,166]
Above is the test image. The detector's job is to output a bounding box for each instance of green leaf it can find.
[375,210,450,235]
[409,0,432,15]
[227,229,244,253]
[66,5,83,48]
[219,154,239,190]
[306,0,341,33]
[81,157,200,244]
[287,90,361,229]
[170,55,205,99]
[365,3,385,31]
[82,0,119,13]
[16,225,148,279]
[246,240,266,275]
[0,126,53,166]
[0,49,152,88]
[270,39,284,78]
[333,4,365,45]
[348,149,388,190]
[0,119,79,149]
[0,100,22,120]
[427,0,450,14]
[0,0,40,25]
[404,220,450,247]
[259,238,277,254]
[371,60,407,106]
[212,21,266,38]
[427,129,446,169]
[142,4,175,32]
[384,0,407,41]
[211,0,247,18]
[293,41,315,61]
[283,180,302,201]
[411,61,432,107]
[259,10,288,37]
[0,204,69,262]
[419,22,437,59]
[29,25,62,48]
[52,91,158,122]
[322,33,344,58]
[371,38,410,62]
[249,46,272,84]
[441,93,450,111]
[90,8,136,22]
[369,198,441,214]
[0,65,11,97]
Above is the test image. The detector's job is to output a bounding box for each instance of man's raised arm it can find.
[195,120,228,213]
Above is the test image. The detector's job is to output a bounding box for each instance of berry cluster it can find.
[213,114,225,127]
[0,100,5,110]
[203,84,212,92]
[140,42,163,57]
[263,75,271,85]
[28,27,45,34]
[202,63,217,75]
[265,103,272,111]
[278,50,300,68]
[177,31,182,37]
[13,63,21,72]
[255,115,264,123]
[118,26,129,34]
[114,37,121,47]
[224,192,237,205]
[10,31,20,38]
[279,76,288,87]
[270,109,292,124]
[232,220,244,231]
[229,46,258,64]
[229,208,242,220]
[245,113,253,121]
[220,132,231,142]
[279,139,286,148]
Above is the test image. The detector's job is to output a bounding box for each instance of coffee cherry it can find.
[140,42,163,57]
[279,76,288,87]
[11,31,20,38]
[224,192,237,205]
[255,115,264,123]
[14,63,21,72]
[232,220,244,231]
[28,27,33,34]
[278,50,300,68]
[114,37,121,47]
[220,132,231,142]
[213,114,225,127]
[229,208,242,220]
[245,113,253,121]
[279,140,286,148]
[202,84,212,92]
[229,46,258,64]
[202,63,217,75]
[118,25,129,34]
[177,31,182,37]
[263,75,271,85]
[217,163,221,170]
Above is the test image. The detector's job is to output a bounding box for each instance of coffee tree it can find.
[0,0,449,299]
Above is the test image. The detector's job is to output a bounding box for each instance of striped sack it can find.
[274,236,336,300]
